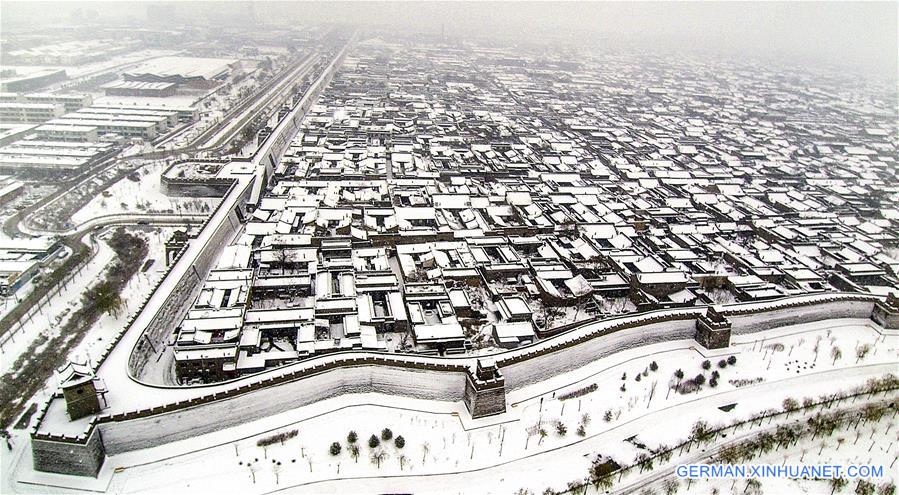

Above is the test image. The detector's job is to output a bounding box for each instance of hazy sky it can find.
[2,1,897,79]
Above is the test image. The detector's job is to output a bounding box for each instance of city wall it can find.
[128,180,251,380]
[722,297,875,335]
[31,427,105,477]
[501,318,697,390]
[100,365,465,455]
[126,41,351,381]
[30,293,889,479]
[160,159,235,197]
[26,33,894,477]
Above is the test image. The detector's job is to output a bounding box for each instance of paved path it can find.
[20,214,206,239]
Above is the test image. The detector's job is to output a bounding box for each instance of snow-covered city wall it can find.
[725,298,875,335]
[254,40,350,171]
[502,318,696,390]
[161,159,234,197]
[127,181,250,381]
[99,365,464,454]
[98,294,879,456]
[30,292,886,478]
[31,426,105,477]
[162,176,235,197]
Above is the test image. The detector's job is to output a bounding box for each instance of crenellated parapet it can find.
[872,292,899,329]
[30,291,890,478]
[463,358,506,418]
[31,415,105,477]
[695,306,733,349]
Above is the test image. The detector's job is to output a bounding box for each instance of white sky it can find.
[2,1,897,79]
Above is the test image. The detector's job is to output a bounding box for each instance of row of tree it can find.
[528,373,898,495]
[334,428,407,468]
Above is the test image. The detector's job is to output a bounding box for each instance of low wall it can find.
[100,365,464,455]
[161,179,234,198]
[160,159,233,198]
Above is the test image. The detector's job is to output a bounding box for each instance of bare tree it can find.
[744,478,762,495]
[782,398,799,418]
[370,448,388,469]
[829,477,848,494]
[662,478,679,495]
[856,344,871,363]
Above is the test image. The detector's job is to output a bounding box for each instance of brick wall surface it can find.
[100,365,465,455]
[32,428,105,477]
[464,377,506,418]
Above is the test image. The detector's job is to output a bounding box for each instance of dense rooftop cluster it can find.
[172,37,899,384]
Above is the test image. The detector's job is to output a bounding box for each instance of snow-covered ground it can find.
[70,163,219,226]
[650,406,897,495]
[2,227,174,385]
[0,226,173,417]
[0,238,112,376]
[5,320,895,494]
[65,227,177,373]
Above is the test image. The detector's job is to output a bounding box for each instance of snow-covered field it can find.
[71,163,220,226]
[0,239,112,375]
[5,319,895,494]
[655,407,897,495]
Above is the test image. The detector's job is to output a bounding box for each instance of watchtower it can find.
[58,362,107,420]
[463,358,506,418]
[872,292,899,329]
[695,306,733,349]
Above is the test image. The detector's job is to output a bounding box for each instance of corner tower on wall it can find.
[32,362,109,477]
[463,358,506,418]
[32,427,106,477]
